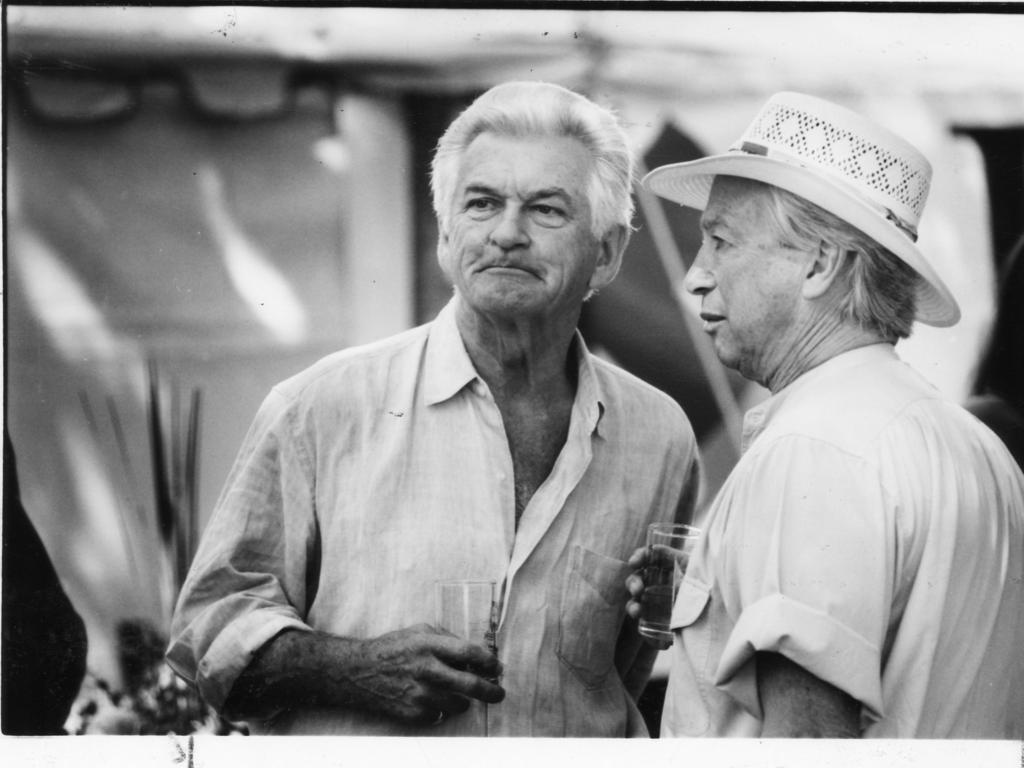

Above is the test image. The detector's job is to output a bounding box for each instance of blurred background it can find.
[4,5,1023,735]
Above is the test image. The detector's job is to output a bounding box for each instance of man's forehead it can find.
[709,175,772,200]
[461,181,573,201]
[703,177,770,218]
[455,132,592,195]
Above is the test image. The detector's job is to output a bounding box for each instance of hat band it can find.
[735,140,919,243]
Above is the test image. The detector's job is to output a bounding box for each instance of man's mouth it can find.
[699,311,725,330]
[483,263,538,278]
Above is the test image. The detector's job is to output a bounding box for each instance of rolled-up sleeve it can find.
[711,435,893,724]
[166,388,318,711]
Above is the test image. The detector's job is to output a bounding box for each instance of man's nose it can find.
[683,248,714,296]
[488,207,530,249]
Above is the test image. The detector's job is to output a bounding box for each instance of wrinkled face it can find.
[438,133,620,325]
[683,176,810,386]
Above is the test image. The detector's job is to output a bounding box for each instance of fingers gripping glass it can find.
[638,523,701,643]
[434,579,499,734]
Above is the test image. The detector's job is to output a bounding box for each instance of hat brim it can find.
[643,153,961,327]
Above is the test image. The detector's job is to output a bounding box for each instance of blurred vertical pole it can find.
[336,92,415,342]
[635,161,744,460]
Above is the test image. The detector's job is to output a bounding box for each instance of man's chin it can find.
[709,342,742,374]
[464,287,547,317]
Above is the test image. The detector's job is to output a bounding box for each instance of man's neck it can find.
[453,296,581,527]
[454,299,579,402]
[764,314,887,394]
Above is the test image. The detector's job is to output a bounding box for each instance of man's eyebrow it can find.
[528,187,571,201]
[700,214,722,232]
[461,183,500,197]
[460,184,574,205]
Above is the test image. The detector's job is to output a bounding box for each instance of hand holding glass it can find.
[434,579,499,734]
[435,579,498,652]
[638,523,701,642]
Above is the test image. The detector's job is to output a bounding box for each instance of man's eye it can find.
[465,198,499,218]
[531,204,567,224]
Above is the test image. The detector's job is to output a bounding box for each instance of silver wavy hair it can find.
[763,183,920,341]
[430,81,635,239]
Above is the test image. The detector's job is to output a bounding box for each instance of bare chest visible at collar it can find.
[496,394,574,529]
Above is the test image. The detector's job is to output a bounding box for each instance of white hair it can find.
[430,81,635,239]
[761,182,920,341]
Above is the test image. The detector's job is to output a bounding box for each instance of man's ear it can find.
[436,230,453,277]
[589,224,630,293]
[802,241,847,300]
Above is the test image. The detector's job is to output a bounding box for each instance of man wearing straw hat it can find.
[627,92,1024,737]
[167,81,700,736]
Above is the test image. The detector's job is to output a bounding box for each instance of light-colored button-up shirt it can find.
[168,298,700,736]
[663,344,1024,738]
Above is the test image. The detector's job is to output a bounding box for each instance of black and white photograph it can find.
[3,4,1023,766]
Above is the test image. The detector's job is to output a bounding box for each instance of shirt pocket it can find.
[556,545,631,691]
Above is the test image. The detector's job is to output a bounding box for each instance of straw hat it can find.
[643,92,960,327]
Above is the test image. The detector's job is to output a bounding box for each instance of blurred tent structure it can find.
[4,5,1024,695]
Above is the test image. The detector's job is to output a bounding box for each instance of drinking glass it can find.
[434,579,498,734]
[638,523,701,642]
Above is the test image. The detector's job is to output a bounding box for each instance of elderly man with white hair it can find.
[168,81,700,737]
[628,92,1024,738]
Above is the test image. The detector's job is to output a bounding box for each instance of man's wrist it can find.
[224,629,361,718]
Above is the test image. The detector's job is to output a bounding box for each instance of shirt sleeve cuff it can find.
[713,593,883,723]
[195,609,312,711]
